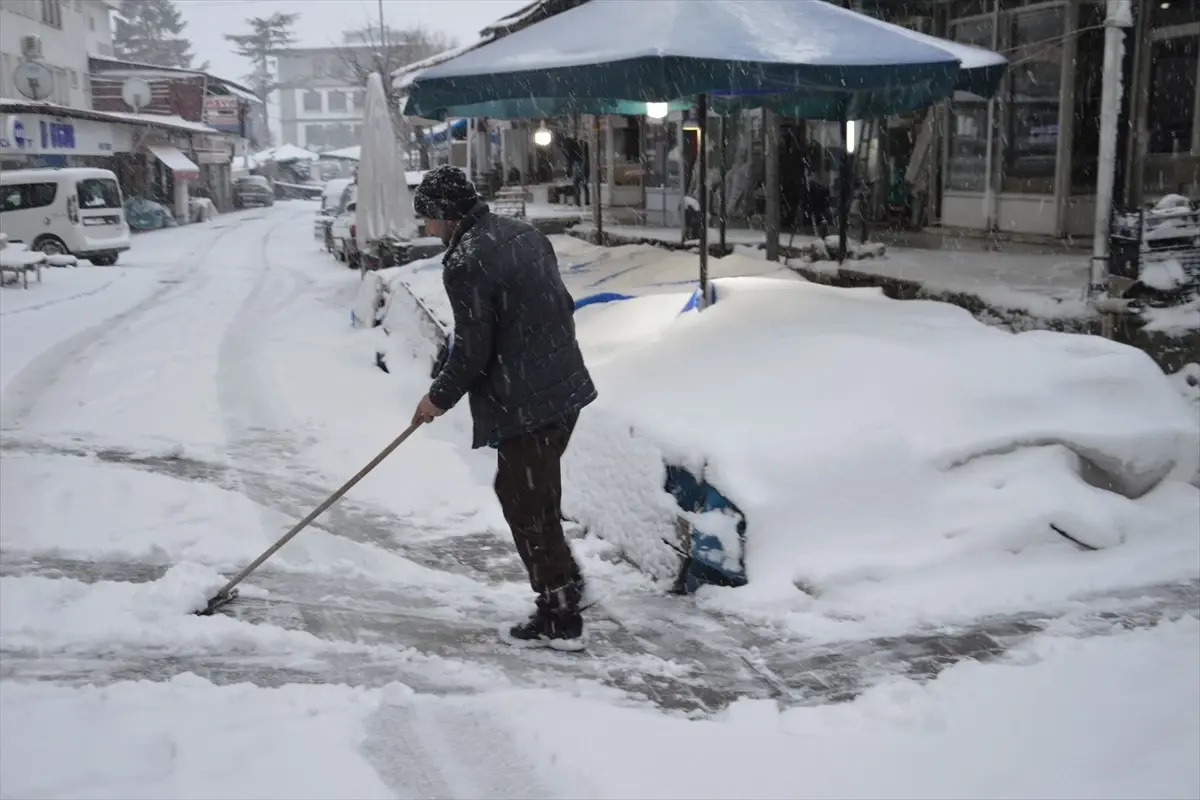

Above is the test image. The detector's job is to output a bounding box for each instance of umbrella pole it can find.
[697,93,710,309]
[719,113,728,255]
[591,115,603,242]
[837,111,851,264]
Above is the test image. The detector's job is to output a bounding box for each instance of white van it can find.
[0,168,132,266]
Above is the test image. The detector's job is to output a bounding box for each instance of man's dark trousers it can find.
[494,412,582,615]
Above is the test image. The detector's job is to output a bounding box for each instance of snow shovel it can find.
[195,421,424,616]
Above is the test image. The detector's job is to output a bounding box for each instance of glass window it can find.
[1069,2,1105,193]
[1147,34,1198,155]
[945,13,997,192]
[644,122,673,188]
[1154,0,1200,27]
[1000,5,1064,194]
[306,125,326,148]
[0,182,58,212]
[77,178,121,209]
[328,91,347,112]
[41,0,62,28]
[303,90,323,113]
[352,90,365,110]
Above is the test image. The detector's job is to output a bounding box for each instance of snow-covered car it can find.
[315,178,354,251]
[330,200,359,268]
[233,176,274,209]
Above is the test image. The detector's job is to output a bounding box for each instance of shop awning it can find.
[147,144,200,180]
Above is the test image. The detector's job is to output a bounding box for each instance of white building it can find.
[0,0,116,109]
[276,45,368,152]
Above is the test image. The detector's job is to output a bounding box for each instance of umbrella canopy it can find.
[357,72,416,249]
[404,0,1007,121]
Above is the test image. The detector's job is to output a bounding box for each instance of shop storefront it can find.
[0,113,128,171]
[939,0,1198,238]
[192,134,235,212]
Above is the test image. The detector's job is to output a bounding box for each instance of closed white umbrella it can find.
[357,71,416,253]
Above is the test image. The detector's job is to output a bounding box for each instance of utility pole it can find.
[1090,0,1133,337]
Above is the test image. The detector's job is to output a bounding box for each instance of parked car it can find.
[0,167,131,265]
[330,200,360,268]
[315,178,354,251]
[233,175,274,209]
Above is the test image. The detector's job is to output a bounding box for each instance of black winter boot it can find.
[503,608,585,652]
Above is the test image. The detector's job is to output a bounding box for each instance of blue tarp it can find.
[405,0,1007,121]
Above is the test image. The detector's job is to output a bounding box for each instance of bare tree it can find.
[332,22,455,165]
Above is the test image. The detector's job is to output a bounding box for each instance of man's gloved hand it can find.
[411,393,446,427]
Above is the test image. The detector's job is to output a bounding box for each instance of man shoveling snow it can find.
[410,165,598,651]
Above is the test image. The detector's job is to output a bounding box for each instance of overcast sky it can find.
[177,0,529,85]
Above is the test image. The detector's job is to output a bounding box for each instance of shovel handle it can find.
[215,422,423,597]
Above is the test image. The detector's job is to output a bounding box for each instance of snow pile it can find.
[564,277,1200,613]
[1141,257,1189,292]
[1143,295,1200,334]
[0,562,227,650]
[573,293,696,366]
[1170,363,1200,411]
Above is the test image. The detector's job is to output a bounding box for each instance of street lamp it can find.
[845,119,859,154]
[645,102,669,120]
[533,122,552,147]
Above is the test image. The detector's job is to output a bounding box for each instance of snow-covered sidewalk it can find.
[572,221,1098,319]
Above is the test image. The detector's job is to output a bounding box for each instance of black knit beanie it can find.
[413,165,480,221]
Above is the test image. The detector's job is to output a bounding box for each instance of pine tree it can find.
[113,0,206,70]
[224,13,300,104]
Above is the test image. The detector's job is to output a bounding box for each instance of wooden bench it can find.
[0,236,45,289]
[492,188,527,219]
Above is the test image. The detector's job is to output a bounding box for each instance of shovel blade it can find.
[195,588,239,616]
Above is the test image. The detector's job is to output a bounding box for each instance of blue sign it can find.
[11,118,25,147]
[39,119,75,150]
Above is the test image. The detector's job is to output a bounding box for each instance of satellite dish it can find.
[13,61,53,102]
[121,78,153,113]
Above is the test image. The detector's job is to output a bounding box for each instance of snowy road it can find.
[2,203,1197,798]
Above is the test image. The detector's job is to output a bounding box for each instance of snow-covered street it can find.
[2,202,1197,799]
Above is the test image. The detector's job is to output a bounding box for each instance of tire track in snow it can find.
[0,210,297,431]
[359,699,590,800]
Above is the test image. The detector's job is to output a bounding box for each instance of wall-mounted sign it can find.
[203,96,242,134]
[0,115,115,155]
[0,116,31,150]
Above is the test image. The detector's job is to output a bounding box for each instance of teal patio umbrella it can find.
[405,0,1007,303]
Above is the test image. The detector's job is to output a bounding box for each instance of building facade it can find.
[929,0,1198,238]
[277,45,370,152]
[0,0,116,109]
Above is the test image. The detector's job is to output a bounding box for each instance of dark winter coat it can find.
[428,202,597,448]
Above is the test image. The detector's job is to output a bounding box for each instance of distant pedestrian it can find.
[571,146,590,207]
[410,165,597,651]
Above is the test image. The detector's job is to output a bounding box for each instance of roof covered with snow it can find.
[251,144,321,164]
[87,55,260,103]
[0,98,222,135]
[391,37,495,91]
